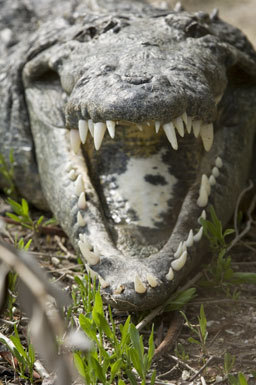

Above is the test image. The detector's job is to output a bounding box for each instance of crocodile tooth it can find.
[68,169,77,181]
[163,122,178,150]
[209,174,216,186]
[194,226,203,242]
[88,119,94,137]
[147,121,151,127]
[197,174,211,207]
[94,122,107,150]
[185,229,194,247]
[174,116,185,137]
[197,185,208,207]
[78,192,86,209]
[134,274,147,293]
[106,120,116,138]
[155,121,161,133]
[215,157,223,168]
[202,174,211,195]
[182,111,188,125]
[70,129,81,153]
[77,211,86,227]
[171,250,187,271]
[198,210,206,224]
[78,240,100,265]
[200,123,214,152]
[166,267,174,281]
[174,241,183,258]
[137,124,143,131]
[192,120,201,138]
[75,175,84,196]
[78,119,88,144]
[186,116,192,134]
[146,273,159,287]
[212,166,220,178]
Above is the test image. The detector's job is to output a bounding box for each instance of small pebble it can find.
[51,256,60,266]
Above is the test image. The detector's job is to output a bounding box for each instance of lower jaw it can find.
[25,85,255,310]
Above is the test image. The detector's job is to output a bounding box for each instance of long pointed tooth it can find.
[163,122,178,150]
[182,111,188,125]
[185,229,194,247]
[134,274,147,293]
[215,157,223,168]
[88,119,94,137]
[78,192,86,209]
[174,241,183,258]
[77,211,86,227]
[155,121,161,133]
[201,123,214,152]
[75,175,84,196]
[186,116,192,134]
[94,122,107,150]
[147,273,159,288]
[137,124,143,131]
[174,116,184,137]
[194,226,203,242]
[106,120,116,138]
[166,267,174,281]
[171,250,187,271]
[78,120,88,144]
[78,241,100,265]
[197,185,208,207]
[70,129,81,153]
[192,120,201,138]
[202,174,211,195]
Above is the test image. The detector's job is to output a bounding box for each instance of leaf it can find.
[110,358,123,382]
[36,215,45,227]
[89,355,106,383]
[147,326,155,368]
[129,347,143,378]
[238,373,248,385]
[21,199,29,217]
[92,291,104,318]
[150,369,156,385]
[199,304,207,340]
[120,315,130,347]
[79,314,97,342]
[164,288,197,311]
[7,198,23,216]
[73,352,86,378]
[188,337,200,345]
[129,324,143,364]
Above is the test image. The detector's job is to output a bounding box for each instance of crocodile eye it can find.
[185,21,210,38]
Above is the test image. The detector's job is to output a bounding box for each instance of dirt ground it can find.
[1,1,256,384]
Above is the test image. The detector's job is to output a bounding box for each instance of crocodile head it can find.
[22,7,256,309]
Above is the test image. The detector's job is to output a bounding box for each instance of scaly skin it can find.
[1,0,256,309]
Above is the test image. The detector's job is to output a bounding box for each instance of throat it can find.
[83,131,201,258]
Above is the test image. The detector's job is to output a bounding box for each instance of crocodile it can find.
[1,0,256,310]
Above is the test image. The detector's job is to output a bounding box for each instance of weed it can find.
[174,342,189,361]
[181,304,208,354]
[200,206,256,295]
[6,197,56,238]
[71,280,156,385]
[0,149,17,198]
[224,352,236,375]
[228,373,249,385]
[0,325,36,383]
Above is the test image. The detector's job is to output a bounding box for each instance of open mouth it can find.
[65,111,221,291]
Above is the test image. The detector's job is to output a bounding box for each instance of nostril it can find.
[121,75,152,85]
